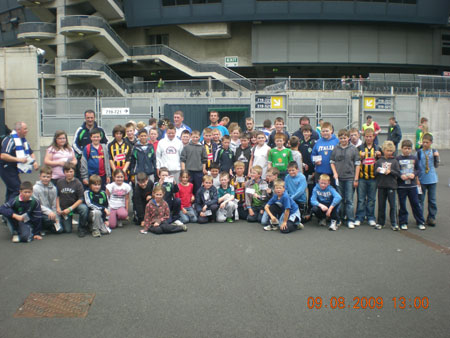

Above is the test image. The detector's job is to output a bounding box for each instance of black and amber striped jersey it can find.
[204,142,218,171]
[231,176,247,204]
[108,140,131,170]
[358,143,382,180]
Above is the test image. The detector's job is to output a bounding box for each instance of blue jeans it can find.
[356,179,377,222]
[420,183,437,221]
[5,217,38,242]
[337,180,355,223]
[60,204,89,233]
[179,206,197,224]
[398,187,425,225]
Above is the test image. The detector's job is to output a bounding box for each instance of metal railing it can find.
[60,16,130,54]
[38,63,55,74]
[132,45,254,90]
[18,22,56,34]
[61,59,129,92]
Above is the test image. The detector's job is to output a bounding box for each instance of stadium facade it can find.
[0,0,447,95]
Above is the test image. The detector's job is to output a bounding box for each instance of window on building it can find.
[163,0,221,5]
[193,0,221,3]
[148,34,169,46]
[442,34,450,56]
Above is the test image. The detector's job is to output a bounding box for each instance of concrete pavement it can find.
[0,152,449,338]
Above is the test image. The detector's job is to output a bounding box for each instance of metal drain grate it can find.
[14,293,95,318]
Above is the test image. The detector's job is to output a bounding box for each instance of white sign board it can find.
[101,108,130,115]
[225,56,238,67]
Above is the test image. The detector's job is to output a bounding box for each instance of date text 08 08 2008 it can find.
[307,297,429,310]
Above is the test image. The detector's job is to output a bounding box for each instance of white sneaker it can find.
[12,235,19,243]
[400,224,408,230]
[368,220,376,227]
[418,224,426,230]
[173,220,184,226]
[118,221,123,228]
[329,220,338,231]
[72,219,79,225]
[354,220,361,226]
[263,225,273,231]
[348,221,355,229]
[297,223,304,230]
[374,224,383,230]
[391,225,400,231]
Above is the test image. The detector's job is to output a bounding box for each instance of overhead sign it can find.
[225,56,238,67]
[255,95,285,110]
[101,107,130,115]
[363,97,393,111]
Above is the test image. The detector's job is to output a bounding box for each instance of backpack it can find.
[13,196,37,215]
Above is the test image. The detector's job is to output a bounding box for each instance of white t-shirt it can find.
[252,144,271,179]
[106,182,131,209]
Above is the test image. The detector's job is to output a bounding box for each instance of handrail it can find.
[61,15,130,54]
[38,63,55,74]
[61,59,128,92]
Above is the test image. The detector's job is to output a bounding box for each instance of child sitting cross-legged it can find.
[262,179,303,233]
[84,174,111,237]
[216,172,237,223]
[140,186,187,235]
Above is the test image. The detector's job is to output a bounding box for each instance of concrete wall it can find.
[119,23,252,67]
[252,23,450,67]
[419,97,450,149]
[0,46,40,154]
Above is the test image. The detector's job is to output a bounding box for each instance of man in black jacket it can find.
[387,117,402,155]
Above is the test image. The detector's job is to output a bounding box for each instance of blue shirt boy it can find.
[285,172,307,204]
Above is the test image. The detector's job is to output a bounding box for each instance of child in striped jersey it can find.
[231,161,248,220]
[108,125,131,182]
[202,128,218,174]
[355,128,382,226]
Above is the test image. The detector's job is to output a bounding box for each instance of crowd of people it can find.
[0,110,439,242]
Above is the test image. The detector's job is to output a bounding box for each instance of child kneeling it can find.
[0,181,42,243]
[262,179,303,233]
[84,175,111,237]
[217,172,237,223]
[140,186,187,234]
[310,174,342,231]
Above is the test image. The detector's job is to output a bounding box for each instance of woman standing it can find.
[44,130,77,185]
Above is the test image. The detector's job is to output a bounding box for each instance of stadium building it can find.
[0,0,449,151]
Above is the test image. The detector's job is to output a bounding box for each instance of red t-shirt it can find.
[176,183,193,208]
[97,145,105,177]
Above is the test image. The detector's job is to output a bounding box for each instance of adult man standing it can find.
[206,111,229,138]
[361,115,381,146]
[292,116,320,141]
[73,110,108,175]
[245,117,255,134]
[0,122,39,201]
[172,110,192,139]
[387,116,402,154]
[73,110,108,157]
[156,124,183,182]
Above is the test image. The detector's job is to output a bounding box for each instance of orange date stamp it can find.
[307,297,429,310]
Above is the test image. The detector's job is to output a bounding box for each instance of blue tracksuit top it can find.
[311,136,339,174]
[311,184,342,207]
[284,172,307,203]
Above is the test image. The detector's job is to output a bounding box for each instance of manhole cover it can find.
[14,293,95,318]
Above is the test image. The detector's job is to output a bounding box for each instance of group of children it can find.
[0,116,440,242]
